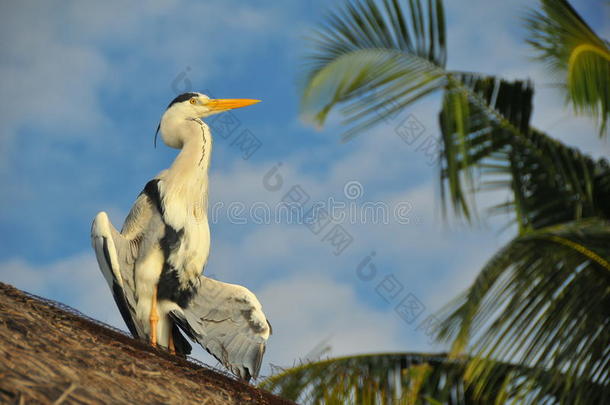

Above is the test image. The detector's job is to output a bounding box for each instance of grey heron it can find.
[91,92,271,381]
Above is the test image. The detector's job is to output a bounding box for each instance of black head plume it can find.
[167,92,198,109]
[154,123,160,148]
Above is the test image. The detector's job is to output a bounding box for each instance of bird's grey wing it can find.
[91,192,153,338]
[169,277,272,381]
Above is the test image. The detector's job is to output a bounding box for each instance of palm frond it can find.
[302,0,447,140]
[302,48,446,137]
[436,219,610,404]
[438,74,533,221]
[259,352,480,404]
[525,0,610,135]
[259,351,602,404]
[438,73,610,225]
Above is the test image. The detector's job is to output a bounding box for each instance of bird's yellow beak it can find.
[206,98,261,111]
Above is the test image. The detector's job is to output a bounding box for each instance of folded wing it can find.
[91,206,146,338]
[91,189,160,339]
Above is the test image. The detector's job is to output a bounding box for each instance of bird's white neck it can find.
[162,118,212,222]
[167,119,211,178]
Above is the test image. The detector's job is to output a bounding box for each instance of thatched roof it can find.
[0,282,295,405]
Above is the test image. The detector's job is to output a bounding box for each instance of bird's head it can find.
[156,92,260,148]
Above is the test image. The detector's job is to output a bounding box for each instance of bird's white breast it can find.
[159,175,211,282]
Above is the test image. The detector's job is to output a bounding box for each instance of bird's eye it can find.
[189,98,197,105]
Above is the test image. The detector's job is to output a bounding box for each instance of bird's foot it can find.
[149,287,159,347]
[168,331,176,355]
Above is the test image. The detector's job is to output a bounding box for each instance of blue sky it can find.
[1,0,609,376]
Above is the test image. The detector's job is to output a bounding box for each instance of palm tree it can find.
[260,0,610,403]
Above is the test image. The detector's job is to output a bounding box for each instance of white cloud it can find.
[0,0,282,163]
[0,5,109,156]
[256,272,406,372]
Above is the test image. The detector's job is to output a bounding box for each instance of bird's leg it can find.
[149,286,159,347]
[168,326,176,355]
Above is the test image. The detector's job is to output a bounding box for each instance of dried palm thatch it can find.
[0,282,294,405]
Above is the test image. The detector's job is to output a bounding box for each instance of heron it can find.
[91,92,271,381]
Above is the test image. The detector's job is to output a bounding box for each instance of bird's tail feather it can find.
[171,322,192,356]
[168,277,269,382]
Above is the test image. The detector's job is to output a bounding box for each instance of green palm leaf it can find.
[302,48,446,137]
[302,0,447,140]
[259,351,601,404]
[525,0,610,135]
[259,352,479,404]
[438,73,610,225]
[438,74,534,220]
[436,219,610,404]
